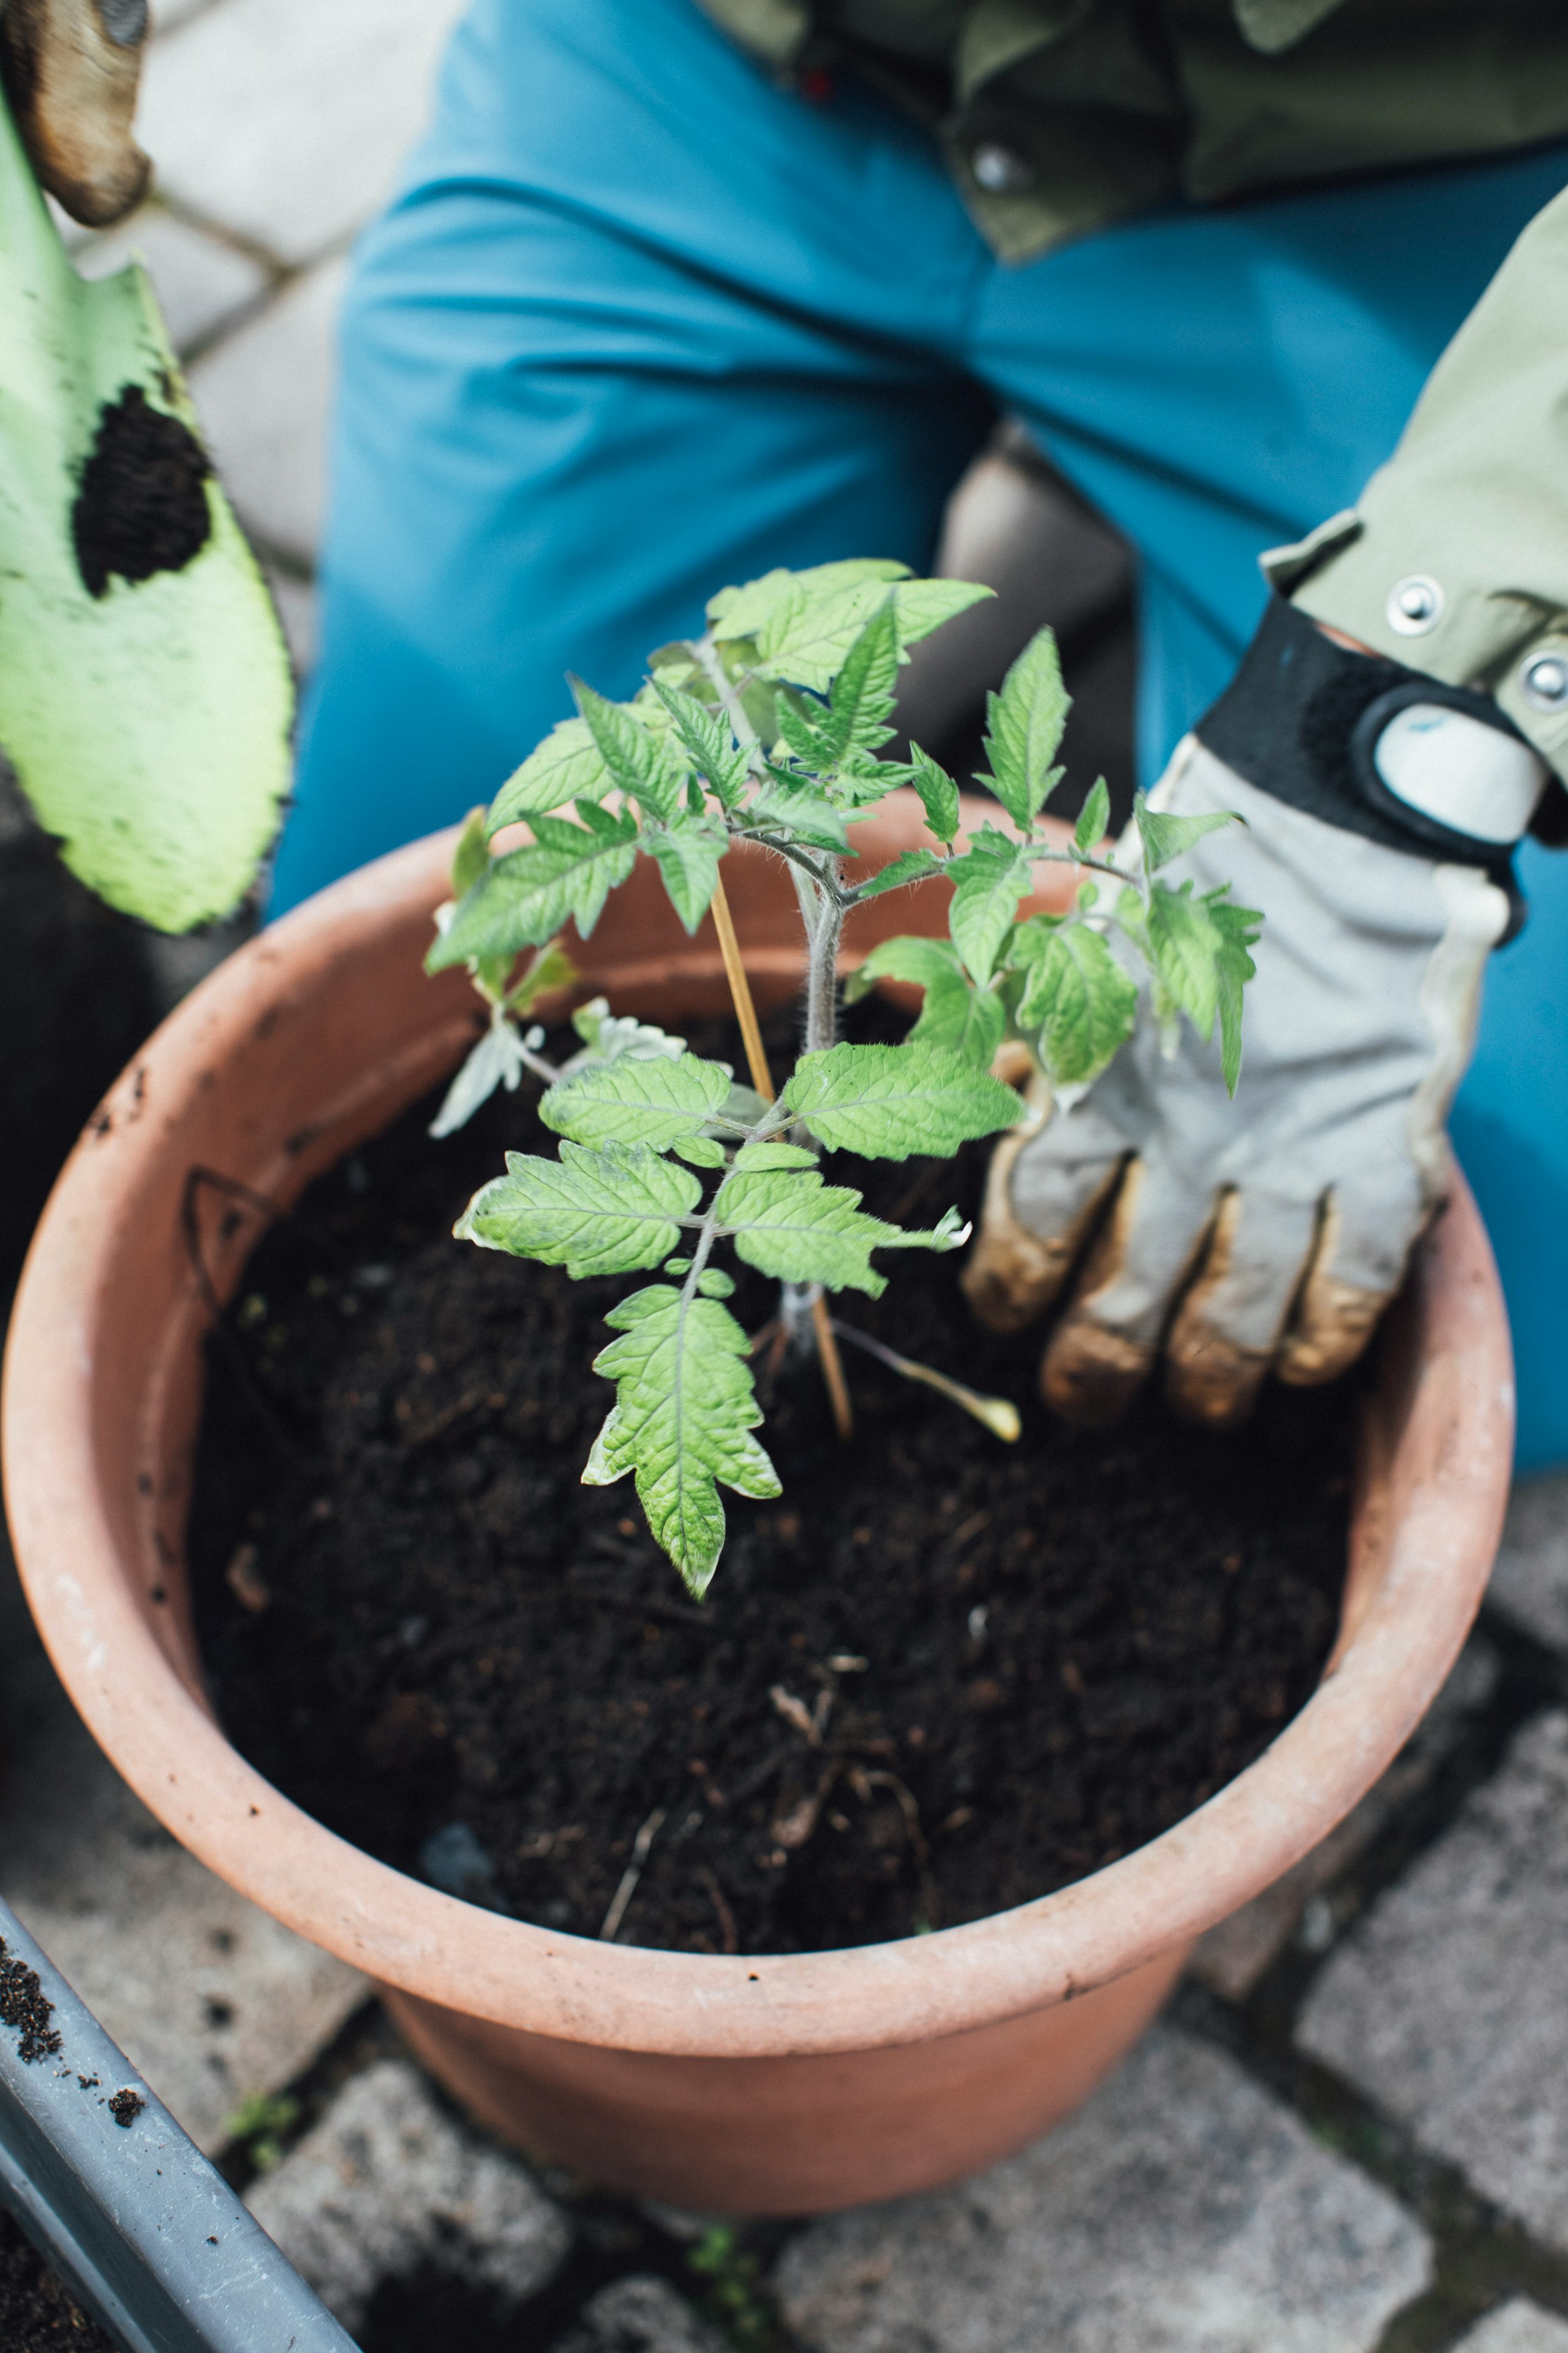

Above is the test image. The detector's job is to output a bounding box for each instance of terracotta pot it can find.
[2,794,1514,2215]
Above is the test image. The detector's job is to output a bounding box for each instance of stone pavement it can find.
[7,4,1568,2348]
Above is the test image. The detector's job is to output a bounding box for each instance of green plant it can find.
[221,2089,300,2174]
[426,559,1260,1595]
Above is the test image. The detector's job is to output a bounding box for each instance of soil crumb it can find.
[0,2210,112,2351]
[71,385,210,599]
[191,1008,1357,1957]
[0,1942,61,2063]
[107,2089,145,2129]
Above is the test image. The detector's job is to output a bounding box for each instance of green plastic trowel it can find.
[0,86,292,932]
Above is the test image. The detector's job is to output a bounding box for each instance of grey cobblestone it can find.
[776,2026,1429,2353]
[1454,2304,1568,2353]
[73,202,266,354]
[188,257,345,564]
[1487,1474,1568,1654]
[245,2057,571,2331]
[1297,1709,1568,2251]
[554,2276,727,2353]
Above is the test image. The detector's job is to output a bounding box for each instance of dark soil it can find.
[0,2209,113,2352]
[190,1006,1357,1957]
[71,385,211,600]
[0,1941,60,2065]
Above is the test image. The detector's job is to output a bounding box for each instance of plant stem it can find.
[804,864,843,1056]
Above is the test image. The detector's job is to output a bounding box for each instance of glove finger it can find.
[1041,1156,1216,1428]
[962,1086,1126,1337]
[1164,1187,1319,1427]
[1276,1169,1429,1386]
[1,0,151,229]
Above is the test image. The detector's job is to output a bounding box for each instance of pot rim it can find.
[1,826,1516,2061]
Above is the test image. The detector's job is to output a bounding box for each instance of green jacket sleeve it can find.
[1264,184,1568,783]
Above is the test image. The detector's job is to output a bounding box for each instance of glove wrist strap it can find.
[1195,597,1529,885]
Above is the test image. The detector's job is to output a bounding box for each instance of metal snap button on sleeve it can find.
[1521,653,1568,713]
[1386,577,1444,636]
[971,143,1036,194]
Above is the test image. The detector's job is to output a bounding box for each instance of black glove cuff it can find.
[1194,598,1527,912]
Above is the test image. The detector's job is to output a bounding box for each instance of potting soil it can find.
[189,1008,1354,1956]
[0,2208,114,2351]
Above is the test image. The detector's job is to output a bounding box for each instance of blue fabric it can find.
[276,0,1568,1465]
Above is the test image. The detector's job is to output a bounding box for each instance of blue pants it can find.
[276,0,1568,1468]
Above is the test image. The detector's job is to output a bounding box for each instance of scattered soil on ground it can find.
[0,2209,114,2351]
[190,1006,1356,1956]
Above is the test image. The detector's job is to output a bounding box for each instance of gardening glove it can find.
[0,0,150,227]
[963,596,1551,1428]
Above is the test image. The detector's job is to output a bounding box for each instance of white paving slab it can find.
[245,2057,571,2332]
[776,2026,1430,2353]
[0,1552,366,2154]
[1454,2304,1568,2353]
[137,0,469,265]
[188,255,345,564]
[73,202,266,354]
[1488,1474,1568,1654]
[1298,1709,1568,2250]
[554,2276,727,2353]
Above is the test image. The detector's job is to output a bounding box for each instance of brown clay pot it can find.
[1,794,1514,2215]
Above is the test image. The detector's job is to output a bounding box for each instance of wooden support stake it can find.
[709,874,854,1441]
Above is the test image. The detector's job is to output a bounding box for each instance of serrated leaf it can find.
[712,1164,903,1295]
[427,803,639,969]
[671,1133,730,1168]
[946,826,1034,986]
[781,1041,1023,1159]
[1208,891,1263,1095]
[645,812,727,934]
[708,558,907,645]
[733,1139,819,1169]
[572,676,685,820]
[848,934,964,996]
[774,694,837,772]
[747,771,850,852]
[1012,921,1137,1086]
[826,596,900,756]
[585,1285,780,1595]
[856,847,945,900]
[909,743,960,844]
[1074,778,1111,856]
[427,1013,528,1139]
[831,752,915,809]
[696,1269,735,1298]
[651,677,751,808]
[541,1049,734,1150]
[981,628,1069,830]
[893,577,993,644]
[1146,879,1223,1039]
[563,998,686,1069]
[911,969,1007,1065]
[450,807,491,897]
[1134,793,1241,872]
[488,716,610,830]
[455,1142,700,1277]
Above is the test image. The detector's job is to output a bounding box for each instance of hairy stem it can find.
[804,864,843,1057]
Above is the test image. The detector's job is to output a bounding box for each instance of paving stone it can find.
[1487,1474,1568,1653]
[776,2026,1429,2353]
[188,257,345,564]
[1455,2305,1568,2353]
[138,0,470,266]
[245,2057,571,2332]
[72,202,267,353]
[263,565,317,677]
[553,2275,727,2353]
[1192,1638,1499,2000]
[1297,1709,1568,2249]
[0,1548,366,2154]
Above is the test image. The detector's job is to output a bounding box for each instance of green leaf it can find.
[651,678,751,809]
[450,807,492,897]
[856,847,945,900]
[892,577,993,645]
[711,1164,904,1295]
[773,695,837,772]
[428,1012,528,1139]
[1134,793,1240,873]
[909,743,960,844]
[488,716,610,830]
[696,1269,735,1298]
[0,98,292,931]
[1145,879,1223,1039]
[572,677,685,820]
[711,1080,770,1133]
[565,996,686,1068]
[585,1285,781,1596]
[427,803,638,968]
[946,826,1034,986]
[911,969,1006,1066]
[980,628,1069,832]
[645,812,727,934]
[1073,778,1111,857]
[825,596,901,756]
[1208,891,1263,1095]
[541,1049,734,1150]
[781,1041,1023,1159]
[670,1133,730,1168]
[708,559,907,646]
[747,770,850,852]
[1012,921,1137,1086]
[456,1142,700,1278]
[846,934,963,996]
[503,936,579,1016]
[732,1139,819,1170]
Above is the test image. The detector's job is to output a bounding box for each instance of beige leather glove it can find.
[964,599,1549,1428]
[0,0,150,227]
